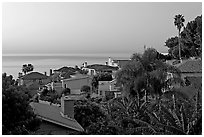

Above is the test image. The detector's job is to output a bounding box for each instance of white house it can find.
[108,57,130,69]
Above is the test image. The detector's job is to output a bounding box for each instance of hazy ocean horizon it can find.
[2,53,131,79]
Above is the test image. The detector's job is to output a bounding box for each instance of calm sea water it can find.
[2,53,130,79]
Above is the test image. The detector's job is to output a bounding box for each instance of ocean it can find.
[2,53,131,79]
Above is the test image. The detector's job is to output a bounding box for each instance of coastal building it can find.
[97,79,121,99]
[30,96,84,135]
[108,57,130,69]
[82,63,118,76]
[61,74,92,95]
[166,58,202,90]
[177,59,202,79]
[18,72,50,90]
[45,82,63,95]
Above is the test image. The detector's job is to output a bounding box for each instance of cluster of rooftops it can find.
[21,57,201,134]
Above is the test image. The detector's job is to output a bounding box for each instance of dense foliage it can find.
[74,100,120,134]
[2,73,41,135]
[74,47,201,135]
[165,15,202,59]
[40,88,60,104]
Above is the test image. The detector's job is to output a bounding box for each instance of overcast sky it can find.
[2,2,202,55]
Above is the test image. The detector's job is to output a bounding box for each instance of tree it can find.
[116,48,182,102]
[74,100,114,134]
[61,88,71,96]
[2,73,40,134]
[81,85,91,92]
[174,14,185,61]
[81,85,91,98]
[22,64,34,75]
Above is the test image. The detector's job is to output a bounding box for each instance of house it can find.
[18,72,50,90]
[108,57,130,68]
[61,74,92,95]
[45,82,63,95]
[97,79,121,99]
[177,59,202,79]
[82,63,119,76]
[30,96,84,135]
[165,59,202,89]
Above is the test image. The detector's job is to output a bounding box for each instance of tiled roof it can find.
[62,74,90,81]
[178,59,202,73]
[86,64,118,71]
[30,102,84,132]
[23,72,48,80]
[54,66,76,73]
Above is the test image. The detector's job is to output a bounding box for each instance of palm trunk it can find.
[178,29,182,62]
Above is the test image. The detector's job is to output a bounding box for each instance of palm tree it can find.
[174,14,185,61]
[22,64,34,75]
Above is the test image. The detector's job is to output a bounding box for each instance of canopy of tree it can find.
[2,73,40,135]
[117,48,182,100]
[165,15,202,59]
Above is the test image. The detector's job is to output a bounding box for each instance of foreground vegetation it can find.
[73,48,202,135]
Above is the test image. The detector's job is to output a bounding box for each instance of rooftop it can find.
[22,72,48,80]
[30,102,84,132]
[177,59,202,73]
[54,66,76,73]
[86,64,118,71]
[112,59,130,68]
[62,74,91,81]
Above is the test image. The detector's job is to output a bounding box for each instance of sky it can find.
[2,2,202,56]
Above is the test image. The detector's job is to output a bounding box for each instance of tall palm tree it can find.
[174,14,185,61]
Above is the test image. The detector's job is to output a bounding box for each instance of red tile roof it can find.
[178,59,202,73]
[30,102,84,132]
[23,72,48,80]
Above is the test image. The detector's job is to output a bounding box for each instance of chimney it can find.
[61,95,75,119]
[44,72,47,76]
[50,69,52,76]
